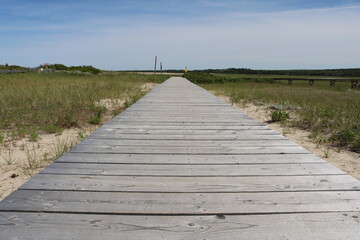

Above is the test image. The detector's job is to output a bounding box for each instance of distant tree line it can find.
[138,68,360,77]
[193,68,360,77]
[46,64,101,74]
[183,72,226,84]
[0,64,28,71]
[183,72,276,84]
[1,63,102,74]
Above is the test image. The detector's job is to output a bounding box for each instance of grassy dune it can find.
[0,72,168,140]
[201,79,360,152]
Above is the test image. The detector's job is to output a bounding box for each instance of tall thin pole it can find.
[160,62,163,75]
[154,56,157,75]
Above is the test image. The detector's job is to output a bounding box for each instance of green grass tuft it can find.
[270,110,290,123]
[29,130,39,142]
[43,124,63,134]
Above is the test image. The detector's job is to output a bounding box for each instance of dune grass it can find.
[201,80,360,152]
[0,72,168,140]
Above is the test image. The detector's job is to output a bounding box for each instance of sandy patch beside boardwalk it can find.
[140,82,159,91]
[0,127,95,200]
[219,96,360,180]
[0,108,111,201]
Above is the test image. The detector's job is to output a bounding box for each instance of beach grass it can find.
[200,79,360,152]
[0,72,168,140]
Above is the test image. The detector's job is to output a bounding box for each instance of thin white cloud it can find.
[222,4,360,19]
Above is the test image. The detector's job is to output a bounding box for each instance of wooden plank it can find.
[124,103,234,107]
[125,111,243,114]
[94,129,278,135]
[130,102,228,105]
[119,111,249,115]
[79,139,298,147]
[69,145,310,154]
[102,124,269,130]
[111,120,267,124]
[112,118,264,122]
[104,121,265,126]
[116,112,251,115]
[1,190,359,214]
[88,133,285,140]
[122,109,243,113]
[118,114,254,119]
[127,101,232,105]
[40,162,344,176]
[56,153,326,164]
[19,174,360,192]
[125,108,240,112]
[1,212,359,240]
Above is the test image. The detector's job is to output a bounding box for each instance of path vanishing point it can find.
[0,77,359,239]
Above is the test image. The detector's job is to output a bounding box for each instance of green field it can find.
[0,72,168,141]
[213,73,360,80]
[194,74,360,152]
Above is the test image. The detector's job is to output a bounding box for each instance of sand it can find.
[0,126,95,200]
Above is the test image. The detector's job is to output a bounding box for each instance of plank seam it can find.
[17,189,360,193]
[38,173,347,177]
[0,209,359,217]
[54,162,328,165]
[67,152,313,155]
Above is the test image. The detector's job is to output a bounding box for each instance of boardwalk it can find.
[0,77,359,239]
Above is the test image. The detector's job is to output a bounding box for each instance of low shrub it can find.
[351,139,360,153]
[43,124,63,134]
[48,64,102,74]
[183,72,225,84]
[329,130,360,151]
[270,110,289,123]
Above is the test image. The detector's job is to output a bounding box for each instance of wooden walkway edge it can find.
[1,77,359,239]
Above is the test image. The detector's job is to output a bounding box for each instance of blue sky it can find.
[0,0,359,70]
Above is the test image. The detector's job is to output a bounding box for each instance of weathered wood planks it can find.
[39,162,344,176]
[1,212,359,240]
[56,153,326,164]
[0,77,359,239]
[79,138,298,147]
[1,190,359,214]
[18,175,360,192]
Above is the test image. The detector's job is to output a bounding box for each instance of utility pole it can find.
[160,62,163,75]
[154,56,157,75]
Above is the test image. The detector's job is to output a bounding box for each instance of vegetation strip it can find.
[0,72,167,199]
[184,72,360,153]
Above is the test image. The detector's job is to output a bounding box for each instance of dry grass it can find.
[0,72,167,140]
[202,80,360,152]
[0,72,166,200]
